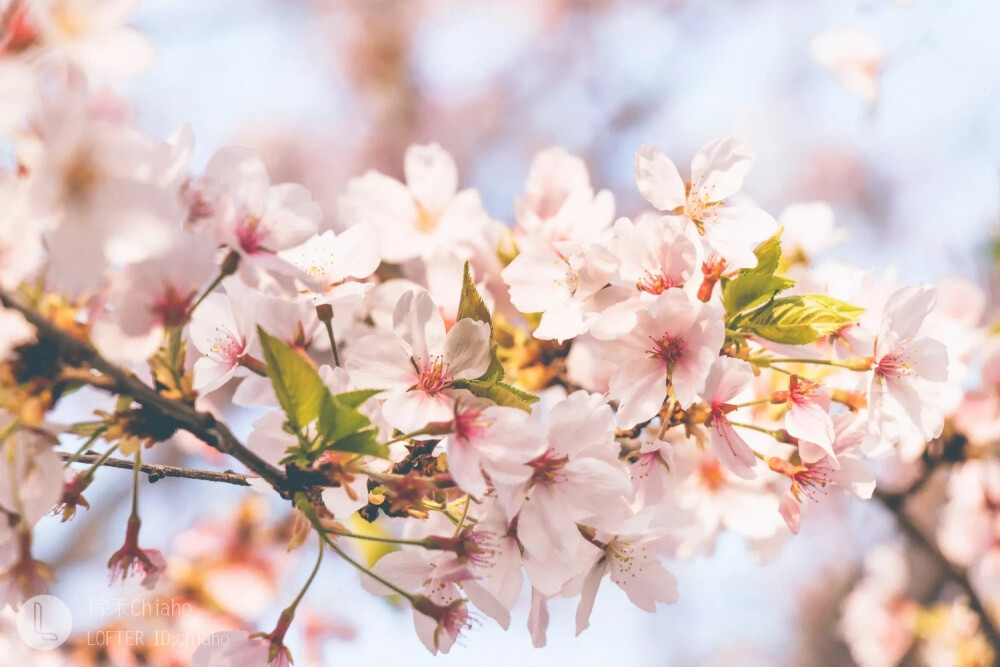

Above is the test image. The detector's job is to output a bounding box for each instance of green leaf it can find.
[318,391,372,444]
[722,273,795,320]
[327,429,388,458]
[454,378,539,411]
[742,295,865,345]
[456,261,492,326]
[257,327,326,431]
[748,232,782,275]
[331,389,382,410]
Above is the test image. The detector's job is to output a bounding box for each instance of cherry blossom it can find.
[701,356,758,480]
[771,413,875,534]
[574,510,679,635]
[186,146,321,287]
[868,284,950,445]
[603,290,724,427]
[515,147,615,245]
[501,240,621,343]
[347,290,491,432]
[436,393,545,498]
[339,143,491,263]
[634,139,778,269]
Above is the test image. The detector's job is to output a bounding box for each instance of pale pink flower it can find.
[634,139,777,269]
[515,147,615,245]
[346,290,491,433]
[777,374,836,462]
[664,439,785,558]
[501,241,621,343]
[778,201,844,263]
[575,511,679,635]
[811,29,883,105]
[189,281,259,394]
[773,413,875,534]
[28,77,190,294]
[26,0,155,80]
[868,285,949,445]
[629,437,675,508]
[590,213,702,340]
[107,516,167,590]
[954,339,1000,446]
[839,546,916,667]
[339,143,491,263]
[603,290,724,427]
[192,631,289,667]
[0,172,44,289]
[0,423,63,528]
[609,213,700,296]
[701,357,758,480]
[438,394,545,498]
[501,391,632,562]
[279,224,381,304]
[186,146,321,287]
[91,238,218,364]
[361,549,506,654]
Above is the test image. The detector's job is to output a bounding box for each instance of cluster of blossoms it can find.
[0,2,997,665]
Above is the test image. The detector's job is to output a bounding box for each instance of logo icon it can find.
[16,595,72,650]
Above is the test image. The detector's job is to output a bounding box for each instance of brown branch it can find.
[874,488,1000,650]
[0,289,294,496]
[61,450,252,487]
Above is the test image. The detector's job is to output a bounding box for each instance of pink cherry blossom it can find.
[515,147,615,245]
[603,290,724,427]
[437,394,545,498]
[346,290,491,433]
[279,224,381,304]
[868,284,950,445]
[634,138,777,269]
[187,146,321,287]
[501,240,621,343]
[339,143,491,263]
[701,356,758,480]
[501,391,632,564]
[574,511,679,635]
[91,237,218,364]
[777,374,836,461]
[772,413,875,534]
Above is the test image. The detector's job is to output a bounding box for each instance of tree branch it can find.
[0,289,294,496]
[61,450,252,487]
[874,488,1000,650]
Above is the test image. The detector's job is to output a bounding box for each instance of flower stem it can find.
[453,496,471,538]
[323,527,432,548]
[286,533,325,616]
[130,447,141,520]
[80,443,120,483]
[190,252,239,315]
[65,427,108,467]
[752,356,872,371]
[316,304,340,368]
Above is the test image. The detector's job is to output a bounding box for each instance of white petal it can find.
[634,145,686,211]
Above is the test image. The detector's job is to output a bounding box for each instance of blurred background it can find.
[15,0,1000,664]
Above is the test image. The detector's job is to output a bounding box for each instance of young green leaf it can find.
[747,231,783,275]
[318,391,372,444]
[722,273,795,320]
[456,260,492,326]
[326,429,388,459]
[257,327,326,431]
[741,294,864,345]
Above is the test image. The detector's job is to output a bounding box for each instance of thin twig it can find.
[874,488,1000,649]
[61,451,252,487]
[0,289,293,496]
